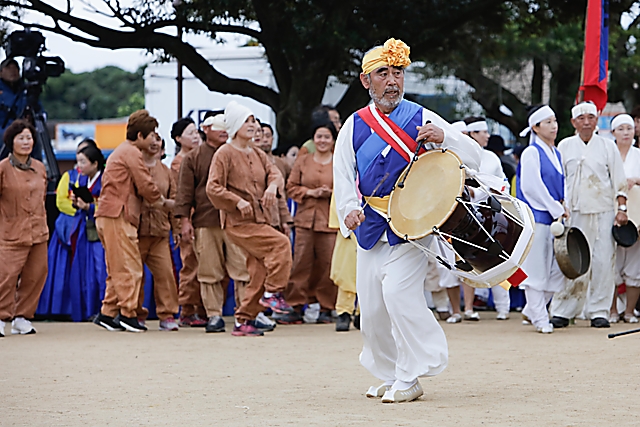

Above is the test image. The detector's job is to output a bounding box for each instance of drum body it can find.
[387,150,534,288]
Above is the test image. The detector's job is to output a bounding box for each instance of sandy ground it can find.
[2,315,640,427]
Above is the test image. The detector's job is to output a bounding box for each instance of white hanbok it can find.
[549,134,627,320]
[616,146,640,287]
[334,108,481,382]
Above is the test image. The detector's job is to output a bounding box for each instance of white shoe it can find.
[464,310,480,321]
[624,314,639,324]
[0,320,5,337]
[11,317,36,335]
[609,313,620,324]
[446,313,462,323]
[256,312,275,327]
[496,311,510,320]
[303,303,320,324]
[381,382,424,403]
[536,323,554,334]
[366,383,391,398]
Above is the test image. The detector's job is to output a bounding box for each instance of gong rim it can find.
[388,150,465,240]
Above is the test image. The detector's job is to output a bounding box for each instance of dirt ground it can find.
[2,315,640,427]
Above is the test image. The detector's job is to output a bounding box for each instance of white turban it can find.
[466,120,488,132]
[451,121,468,133]
[571,102,598,119]
[201,114,226,131]
[224,101,254,138]
[611,114,635,132]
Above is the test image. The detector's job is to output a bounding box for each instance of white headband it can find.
[571,102,598,119]
[611,114,635,132]
[519,105,556,137]
[451,121,468,133]
[466,121,488,132]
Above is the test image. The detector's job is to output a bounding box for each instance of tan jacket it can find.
[139,161,176,238]
[286,154,333,232]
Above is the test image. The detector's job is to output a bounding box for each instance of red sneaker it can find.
[232,322,264,337]
[260,293,294,314]
[179,314,208,327]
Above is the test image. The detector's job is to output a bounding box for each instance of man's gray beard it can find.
[369,87,404,110]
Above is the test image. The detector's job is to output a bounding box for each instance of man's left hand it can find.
[416,123,444,144]
[615,211,629,226]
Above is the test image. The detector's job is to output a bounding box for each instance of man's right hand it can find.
[345,209,366,230]
[181,218,195,242]
[237,199,253,218]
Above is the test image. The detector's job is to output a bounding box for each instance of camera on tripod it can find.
[5,29,65,86]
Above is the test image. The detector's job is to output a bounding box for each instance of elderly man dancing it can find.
[334,38,482,403]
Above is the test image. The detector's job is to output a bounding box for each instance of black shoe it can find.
[94,313,125,332]
[550,316,569,328]
[591,317,611,328]
[205,315,226,333]
[275,311,303,325]
[317,311,333,324]
[353,314,361,330]
[249,318,275,332]
[336,312,351,332]
[115,314,147,332]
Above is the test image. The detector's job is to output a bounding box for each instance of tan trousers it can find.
[0,242,47,321]
[330,234,358,315]
[136,236,179,321]
[193,227,250,317]
[97,214,143,318]
[225,223,292,321]
[336,287,359,316]
[177,239,205,317]
[286,228,337,311]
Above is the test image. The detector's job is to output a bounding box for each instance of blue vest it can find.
[352,100,423,250]
[516,142,564,225]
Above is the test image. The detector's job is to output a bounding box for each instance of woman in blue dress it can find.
[68,145,107,321]
[37,138,97,318]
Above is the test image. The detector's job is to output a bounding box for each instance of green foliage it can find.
[40,66,145,120]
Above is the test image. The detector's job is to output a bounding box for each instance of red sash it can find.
[357,104,426,162]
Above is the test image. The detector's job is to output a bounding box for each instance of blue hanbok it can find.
[37,168,80,318]
[67,172,107,321]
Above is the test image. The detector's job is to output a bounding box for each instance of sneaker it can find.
[303,303,320,323]
[179,314,207,327]
[624,314,639,323]
[251,312,276,332]
[353,314,361,330]
[550,316,569,328]
[232,322,264,337]
[317,311,332,324]
[260,293,294,314]
[464,310,480,321]
[116,314,147,332]
[138,319,146,327]
[381,382,424,403]
[590,317,610,328]
[159,318,179,331]
[496,311,510,320]
[0,320,5,337]
[94,313,125,332]
[205,315,226,333]
[336,312,351,332]
[446,313,462,324]
[275,311,303,325]
[536,323,554,334]
[11,317,36,335]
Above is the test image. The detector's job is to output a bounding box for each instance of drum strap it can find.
[357,104,426,163]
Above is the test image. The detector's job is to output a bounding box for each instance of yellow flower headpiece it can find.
[361,38,411,75]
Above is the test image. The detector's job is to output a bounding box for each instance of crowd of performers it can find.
[2,36,640,402]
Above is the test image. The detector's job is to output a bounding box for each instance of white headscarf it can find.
[611,114,634,132]
[201,114,226,131]
[224,101,254,138]
[519,105,556,147]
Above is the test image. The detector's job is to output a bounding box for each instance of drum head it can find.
[388,150,464,239]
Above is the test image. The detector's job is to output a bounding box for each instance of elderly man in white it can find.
[333,38,481,403]
[549,102,628,329]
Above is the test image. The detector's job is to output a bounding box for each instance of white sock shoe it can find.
[11,317,36,335]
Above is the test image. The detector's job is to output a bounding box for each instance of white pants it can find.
[550,211,616,320]
[520,223,565,293]
[616,241,640,287]
[357,240,448,382]
[522,289,553,328]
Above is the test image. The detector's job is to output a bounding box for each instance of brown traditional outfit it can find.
[0,156,48,321]
[285,154,337,312]
[170,154,205,317]
[175,142,249,318]
[95,140,162,319]
[136,161,179,321]
[206,143,292,322]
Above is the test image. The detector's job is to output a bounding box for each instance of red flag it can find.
[578,0,609,111]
